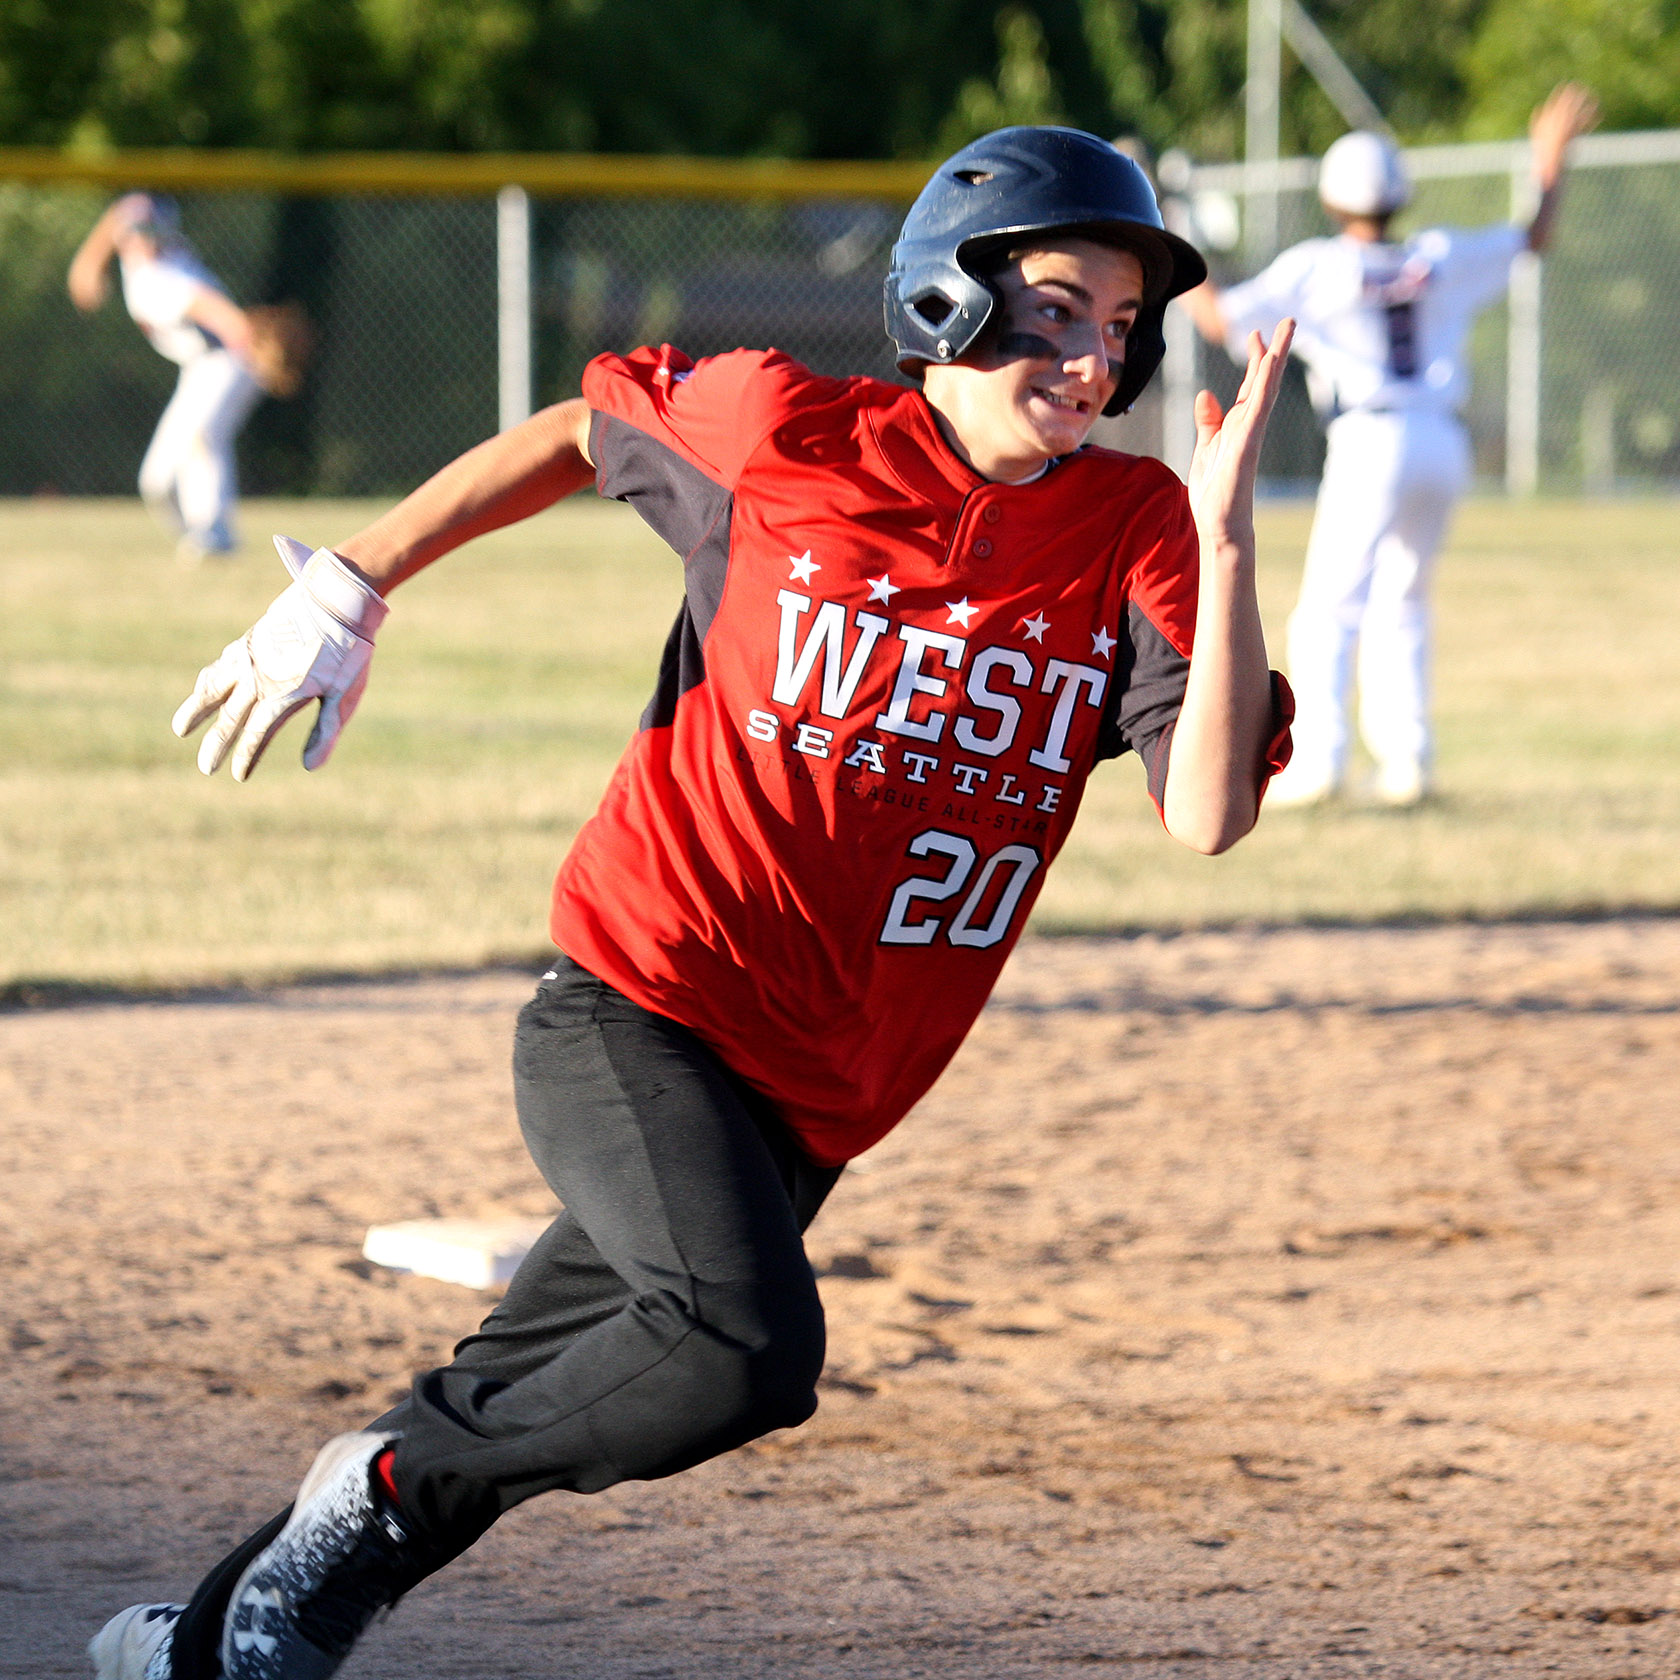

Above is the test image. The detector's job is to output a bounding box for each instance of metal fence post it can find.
[1245,0,1282,264]
[1156,164,1201,483]
[1161,303,1200,484]
[1505,164,1541,496]
[497,184,532,432]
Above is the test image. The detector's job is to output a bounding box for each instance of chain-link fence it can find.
[1,132,1677,499]
[0,171,907,499]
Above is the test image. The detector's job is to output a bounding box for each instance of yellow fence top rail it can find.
[0,146,931,201]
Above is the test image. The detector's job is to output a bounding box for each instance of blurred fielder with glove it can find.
[68,194,314,565]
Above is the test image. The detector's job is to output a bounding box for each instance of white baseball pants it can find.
[1284,409,1471,784]
[138,349,262,552]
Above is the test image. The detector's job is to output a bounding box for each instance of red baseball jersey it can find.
[553,345,1285,1166]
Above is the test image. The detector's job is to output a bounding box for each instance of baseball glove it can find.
[244,301,315,399]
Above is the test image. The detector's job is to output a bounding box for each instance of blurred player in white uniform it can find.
[1182,85,1597,805]
[69,193,267,564]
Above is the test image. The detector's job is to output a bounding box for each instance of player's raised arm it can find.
[171,399,596,781]
[1525,83,1599,253]
[1161,319,1295,854]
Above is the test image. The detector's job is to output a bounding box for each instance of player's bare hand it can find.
[1186,319,1295,554]
[1530,84,1599,187]
[171,536,388,781]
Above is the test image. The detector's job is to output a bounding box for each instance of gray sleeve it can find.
[1095,602,1191,807]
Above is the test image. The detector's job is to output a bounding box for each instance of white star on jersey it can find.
[867,574,900,604]
[1091,626,1116,660]
[1021,612,1050,642]
[788,550,820,584]
[945,598,978,629]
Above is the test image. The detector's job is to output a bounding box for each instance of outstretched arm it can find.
[1160,320,1295,854]
[334,399,596,592]
[182,284,257,360]
[1525,83,1599,253]
[1177,278,1230,347]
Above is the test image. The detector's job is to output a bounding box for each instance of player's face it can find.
[926,240,1145,481]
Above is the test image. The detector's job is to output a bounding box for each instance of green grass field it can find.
[3,493,1678,993]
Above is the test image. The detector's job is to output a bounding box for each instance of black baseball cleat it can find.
[220,1432,433,1680]
[88,1602,186,1679]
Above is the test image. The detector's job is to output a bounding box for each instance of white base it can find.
[362,1217,551,1290]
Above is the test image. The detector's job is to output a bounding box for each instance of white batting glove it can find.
[171,534,389,781]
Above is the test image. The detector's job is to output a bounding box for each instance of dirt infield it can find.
[4,921,1679,1679]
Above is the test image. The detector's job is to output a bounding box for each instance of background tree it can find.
[0,0,1553,166]
[0,1,1665,165]
[1463,0,1680,135]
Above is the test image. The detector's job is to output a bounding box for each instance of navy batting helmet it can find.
[884,125,1206,415]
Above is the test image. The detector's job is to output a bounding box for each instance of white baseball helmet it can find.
[1318,131,1410,217]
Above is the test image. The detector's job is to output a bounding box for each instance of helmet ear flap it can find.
[1106,301,1169,416]
[882,259,995,369]
[906,287,966,361]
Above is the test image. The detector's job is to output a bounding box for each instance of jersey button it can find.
[981,503,1002,525]
[972,537,993,558]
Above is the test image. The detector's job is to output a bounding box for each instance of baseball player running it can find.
[68,194,307,565]
[1180,84,1598,806]
[91,127,1295,1680]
